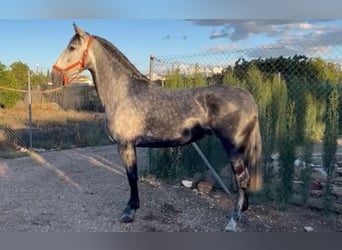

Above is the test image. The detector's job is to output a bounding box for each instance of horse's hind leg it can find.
[118,143,140,223]
[225,151,250,232]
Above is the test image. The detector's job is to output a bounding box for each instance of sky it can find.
[0,19,342,75]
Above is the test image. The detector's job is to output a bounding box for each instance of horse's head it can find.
[51,23,93,86]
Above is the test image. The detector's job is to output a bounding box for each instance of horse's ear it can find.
[73,23,86,37]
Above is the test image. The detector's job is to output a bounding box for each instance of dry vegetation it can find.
[0,108,110,158]
[0,108,104,127]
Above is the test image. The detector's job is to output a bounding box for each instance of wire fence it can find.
[148,41,342,211]
[0,78,106,153]
[1,41,342,211]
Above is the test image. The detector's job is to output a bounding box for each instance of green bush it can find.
[323,86,339,213]
[0,69,22,108]
[277,101,296,205]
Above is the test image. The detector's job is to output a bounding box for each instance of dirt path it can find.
[0,145,341,232]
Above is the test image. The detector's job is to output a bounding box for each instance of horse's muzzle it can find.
[51,69,64,86]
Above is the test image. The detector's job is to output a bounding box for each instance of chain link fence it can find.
[0,82,108,156]
[149,41,342,212]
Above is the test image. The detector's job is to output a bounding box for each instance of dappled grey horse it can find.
[51,24,263,232]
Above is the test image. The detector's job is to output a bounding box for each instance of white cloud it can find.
[298,22,313,30]
[207,44,240,53]
[188,19,342,47]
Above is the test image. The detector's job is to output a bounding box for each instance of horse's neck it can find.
[89,47,134,108]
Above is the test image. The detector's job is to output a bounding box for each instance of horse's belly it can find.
[135,124,212,148]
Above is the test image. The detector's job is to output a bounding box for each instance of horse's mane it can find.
[94,35,149,81]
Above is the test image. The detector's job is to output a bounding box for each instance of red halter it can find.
[52,35,94,85]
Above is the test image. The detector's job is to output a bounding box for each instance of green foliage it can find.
[151,55,341,212]
[193,64,206,87]
[0,66,22,108]
[223,68,236,85]
[323,87,339,213]
[164,65,207,89]
[31,71,48,88]
[300,92,316,205]
[10,61,29,88]
[270,74,287,149]
[277,101,296,205]
[164,68,184,89]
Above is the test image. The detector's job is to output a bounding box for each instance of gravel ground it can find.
[0,145,341,232]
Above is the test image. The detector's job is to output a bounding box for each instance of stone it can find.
[294,159,305,168]
[271,152,280,161]
[304,226,314,232]
[271,160,280,173]
[181,180,193,188]
[197,181,214,194]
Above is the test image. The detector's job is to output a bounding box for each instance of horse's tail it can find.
[245,116,263,192]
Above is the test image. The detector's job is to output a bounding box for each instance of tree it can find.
[10,61,29,88]
[193,64,206,87]
[323,87,339,213]
[278,102,296,205]
[164,68,184,89]
[223,67,241,87]
[0,64,21,108]
[31,71,48,88]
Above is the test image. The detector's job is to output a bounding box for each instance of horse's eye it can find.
[69,46,76,51]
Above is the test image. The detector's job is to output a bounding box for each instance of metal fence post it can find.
[28,70,32,148]
[149,55,155,81]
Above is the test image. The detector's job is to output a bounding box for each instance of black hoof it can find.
[119,213,135,223]
[119,207,136,223]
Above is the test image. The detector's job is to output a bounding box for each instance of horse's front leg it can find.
[118,143,140,223]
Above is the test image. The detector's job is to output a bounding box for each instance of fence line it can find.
[0,85,64,93]
[148,41,342,211]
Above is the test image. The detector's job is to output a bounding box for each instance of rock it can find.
[304,226,314,232]
[181,180,193,188]
[294,159,305,168]
[271,160,280,173]
[271,152,280,161]
[197,181,214,194]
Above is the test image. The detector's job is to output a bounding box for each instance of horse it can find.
[51,23,263,232]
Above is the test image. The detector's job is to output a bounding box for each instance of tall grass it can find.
[0,108,110,154]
